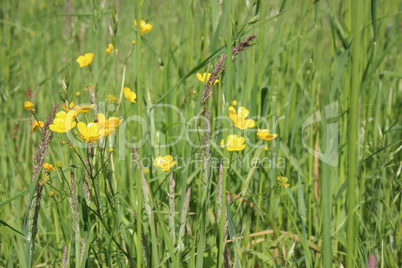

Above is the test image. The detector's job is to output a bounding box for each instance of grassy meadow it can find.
[1,0,401,267]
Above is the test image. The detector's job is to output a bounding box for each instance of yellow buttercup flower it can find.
[220,134,246,151]
[97,113,123,136]
[153,155,177,171]
[74,104,94,114]
[231,100,238,106]
[76,91,81,96]
[257,129,278,141]
[134,19,152,34]
[76,122,105,142]
[63,101,75,111]
[196,73,219,85]
[106,43,114,55]
[24,101,34,110]
[228,106,255,130]
[63,102,93,114]
[32,120,44,132]
[76,53,94,67]
[43,163,56,171]
[49,111,77,133]
[123,87,136,103]
[277,176,290,188]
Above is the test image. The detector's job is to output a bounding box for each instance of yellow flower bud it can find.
[24,101,34,110]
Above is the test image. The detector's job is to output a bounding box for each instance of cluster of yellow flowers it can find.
[221,104,278,151]
[49,105,123,143]
[105,43,114,55]
[25,20,286,185]
[29,100,121,143]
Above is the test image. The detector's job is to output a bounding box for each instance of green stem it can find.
[347,1,362,267]
[218,3,233,266]
[322,156,331,267]
[135,2,143,268]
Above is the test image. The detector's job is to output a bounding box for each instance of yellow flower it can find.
[76,122,105,142]
[231,100,238,106]
[49,111,77,133]
[76,53,94,67]
[39,174,50,186]
[76,91,81,96]
[134,19,152,34]
[24,101,34,110]
[106,43,114,55]
[132,40,137,45]
[63,101,75,111]
[263,146,269,151]
[43,163,56,171]
[97,113,123,136]
[220,134,246,151]
[74,104,94,114]
[153,155,177,171]
[32,120,44,132]
[63,102,93,114]
[196,73,219,85]
[228,106,255,130]
[277,176,290,188]
[257,129,278,141]
[123,87,136,103]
